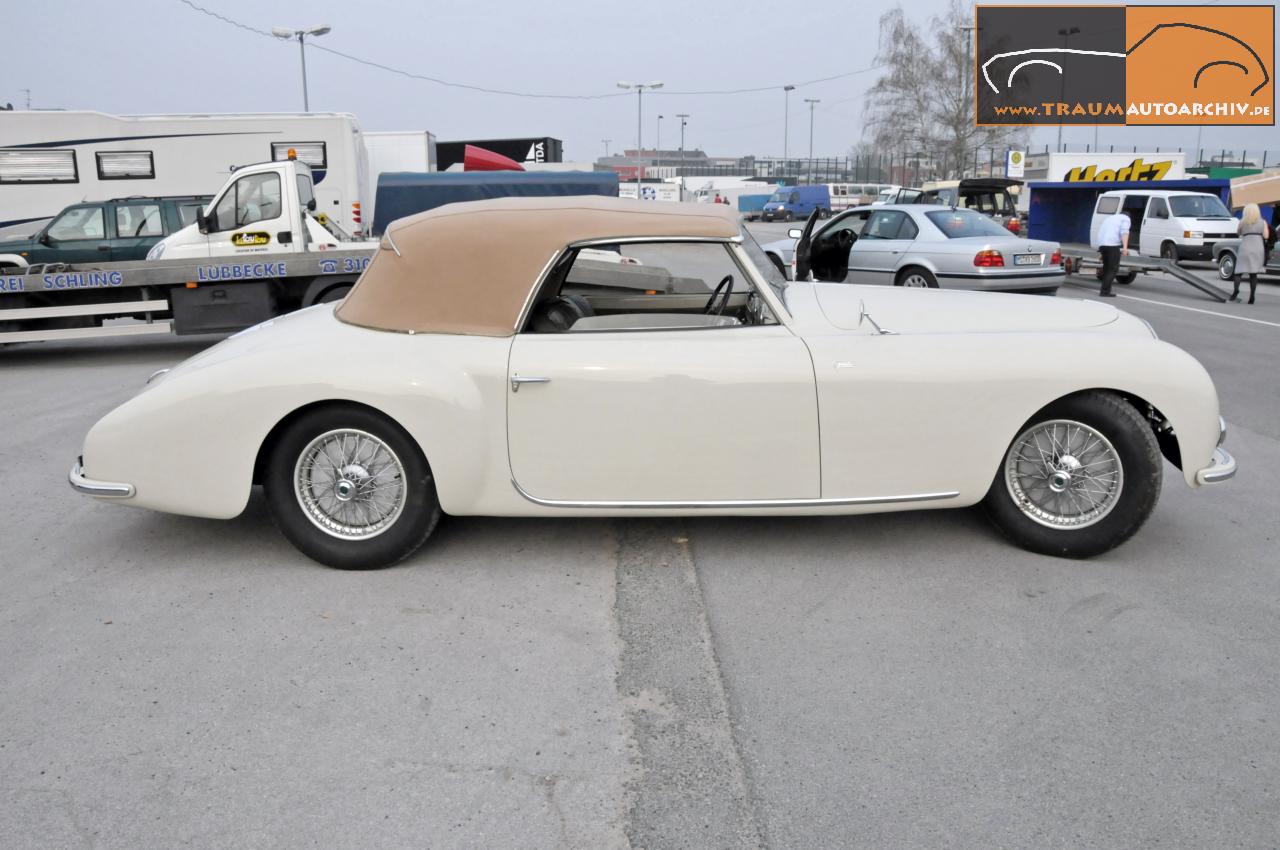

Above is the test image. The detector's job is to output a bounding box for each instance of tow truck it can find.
[0,153,378,344]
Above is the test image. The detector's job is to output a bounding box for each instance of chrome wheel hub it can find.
[1005,419,1123,529]
[294,429,406,540]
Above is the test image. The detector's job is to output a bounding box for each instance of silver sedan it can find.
[760,204,1065,292]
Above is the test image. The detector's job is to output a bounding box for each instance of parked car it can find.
[1212,208,1280,279]
[0,195,210,269]
[922,178,1023,234]
[71,196,1234,569]
[1088,189,1237,261]
[761,185,830,221]
[873,185,924,205]
[760,204,1064,293]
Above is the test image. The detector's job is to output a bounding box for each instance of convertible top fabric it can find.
[335,196,740,336]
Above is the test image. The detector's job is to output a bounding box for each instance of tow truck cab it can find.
[147,158,352,261]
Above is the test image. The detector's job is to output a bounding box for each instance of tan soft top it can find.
[335,195,741,336]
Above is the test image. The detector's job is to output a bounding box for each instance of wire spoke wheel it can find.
[294,428,406,540]
[1004,418,1124,530]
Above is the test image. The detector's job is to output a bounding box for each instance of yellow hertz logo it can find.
[231,231,271,247]
[1065,158,1174,182]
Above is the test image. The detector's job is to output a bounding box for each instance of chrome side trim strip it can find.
[511,479,959,510]
[69,461,135,498]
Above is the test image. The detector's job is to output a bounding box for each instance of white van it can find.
[1088,189,1237,261]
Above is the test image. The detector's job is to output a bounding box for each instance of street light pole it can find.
[656,114,663,176]
[1055,26,1080,152]
[783,85,796,179]
[617,81,664,198]
[676,113,689,173]
[272,24,332,112]
[602,139,612,157]
[805,98,820,183]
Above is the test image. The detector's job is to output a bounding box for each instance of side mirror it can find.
[307,198,317,212]
[38,231,51,246]
[196,208,210,234]
[787,228,803,239]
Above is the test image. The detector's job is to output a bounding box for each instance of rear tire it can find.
[264,405,441,569]
[981,391,1161,558]
[895,266,938,288]
[317,284,352,304]
[1115,270,1137,285]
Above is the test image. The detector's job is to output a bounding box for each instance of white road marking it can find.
[1105,290,1280,328]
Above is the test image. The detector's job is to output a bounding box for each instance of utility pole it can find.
[783,85,796,179]
[805,98,820,184]
[602,139,612,157]
[617,81,663,198]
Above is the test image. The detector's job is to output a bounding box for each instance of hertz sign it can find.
[1064,157,1175,182]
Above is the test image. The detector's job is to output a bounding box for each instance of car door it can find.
[39,205,111,264]
[110,201,165,261]
[206,171,286,256]
[506,241,820,504]
[809,209,872,282]
[1143,196,1172,253]
[846,209,919,283]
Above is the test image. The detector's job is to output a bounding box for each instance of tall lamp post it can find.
[272,24,331,112]
[617,80,663,198]
[1054,26,1080,153]
[656,114,663,176]
[805,98,820,184]
[782,84,796,179]
[602,139,612,157]
[676,113,689,173]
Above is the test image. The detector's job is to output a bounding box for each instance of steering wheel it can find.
[834,229,855,252]
[704,274,734,316]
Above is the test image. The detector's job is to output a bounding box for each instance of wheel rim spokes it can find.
[1005,419,1124,529]
[294,428,406,540]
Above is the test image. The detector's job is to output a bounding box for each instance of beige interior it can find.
[335,196,740,336]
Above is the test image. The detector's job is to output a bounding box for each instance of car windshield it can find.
[768,191,788,203]
[924,209,1011,239]
[1169,194,1232,219]
[739,228,787,300]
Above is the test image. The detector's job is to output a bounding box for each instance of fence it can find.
[659,146,1280,186]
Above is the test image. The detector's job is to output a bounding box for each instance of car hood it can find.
[0,236,35,253]
[812,283,1122,335]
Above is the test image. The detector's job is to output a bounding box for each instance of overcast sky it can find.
[4,0,1276,163]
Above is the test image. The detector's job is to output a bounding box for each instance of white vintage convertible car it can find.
[71,197,1236,569]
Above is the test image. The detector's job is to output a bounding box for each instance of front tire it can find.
[1218,251,1236,281]
[981,391,1161,558]
[265,405,441,569]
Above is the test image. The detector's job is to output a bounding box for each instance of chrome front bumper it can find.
[69,458,135,498]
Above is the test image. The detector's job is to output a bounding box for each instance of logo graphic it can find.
[976,5,1275,126]
[1006,149,1026,177]
[1064,157,1175,181]
[231,231,271,247]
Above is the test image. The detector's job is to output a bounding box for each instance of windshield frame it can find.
[738,227,789,303]
[1168,193,1232,219]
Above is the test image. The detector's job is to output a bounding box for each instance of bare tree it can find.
[864,0,1028,179]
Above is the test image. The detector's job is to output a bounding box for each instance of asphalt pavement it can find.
[2,249,1277,849]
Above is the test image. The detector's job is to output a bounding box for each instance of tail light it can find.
[1005,217,1021,233]
[1050,249,1063,266]
[974,250,1005,267]
[352,202,362,225]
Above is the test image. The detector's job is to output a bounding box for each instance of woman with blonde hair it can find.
[1232,203,1269,304]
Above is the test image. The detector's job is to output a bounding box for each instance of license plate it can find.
[1014,254,1043,266]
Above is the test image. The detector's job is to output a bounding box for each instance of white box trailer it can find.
[363,130,436,227]
[0,111,371,237]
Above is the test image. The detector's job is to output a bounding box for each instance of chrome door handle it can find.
[510,374,551,393]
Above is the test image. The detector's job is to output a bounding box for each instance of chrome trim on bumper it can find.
[511,479,959,510]
[1196,447,1236,485]
[69,460,135,498]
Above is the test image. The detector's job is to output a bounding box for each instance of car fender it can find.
[79,306,513,519]
[0,253,29,269]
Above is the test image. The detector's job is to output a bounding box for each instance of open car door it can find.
[791,208,822,282]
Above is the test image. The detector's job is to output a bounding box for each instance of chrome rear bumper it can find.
[69,459,135,498]
[1196,447,1237,485]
